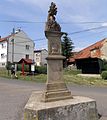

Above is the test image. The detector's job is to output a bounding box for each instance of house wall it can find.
[34,52,41,66]
[8,31,34,63]
[41,50,48,66]
[0,41,7,67]
[101,39,107,60]
[34,49,48,66]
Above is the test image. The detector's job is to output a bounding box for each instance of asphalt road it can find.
[0,77,107,120]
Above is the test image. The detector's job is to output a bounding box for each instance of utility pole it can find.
[7,37,9,75]
[11,28,15,64]
[11,38,14,64]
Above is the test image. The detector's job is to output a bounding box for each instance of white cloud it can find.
[102,23,107,27]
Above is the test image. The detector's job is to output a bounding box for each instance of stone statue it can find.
[45,2,61,32]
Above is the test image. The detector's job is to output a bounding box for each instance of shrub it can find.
[101,71,107,80]
[35,66,47,74]
[103,64,107,71]
[6,62,12,70]
[17,64,29,72]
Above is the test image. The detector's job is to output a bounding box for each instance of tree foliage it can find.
[61,33,74,67]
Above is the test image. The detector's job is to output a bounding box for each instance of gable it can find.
[75,39,105,59]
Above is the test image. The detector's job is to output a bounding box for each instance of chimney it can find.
[13,28,15,34]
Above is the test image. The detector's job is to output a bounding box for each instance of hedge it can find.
[101,71,107,80]
[17,64,29,72]
[35,66,47,74]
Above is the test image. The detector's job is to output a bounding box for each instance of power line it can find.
[9,42,47,48]
[8,52,33,55]
[68,26,107,35]
[60,21,107,24]
[72,29,107,40]
[15,36,45,41]
[9,43,34,48]
[0,20,107,24]
[0,20,45,24]
[13,36,46,43]
[2,25,107,46]
[8,52,48,55]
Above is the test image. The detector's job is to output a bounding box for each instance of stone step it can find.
[45,95,73,102]
[46,82,67,91]
[42,90,73,102]
[46,90,71,98]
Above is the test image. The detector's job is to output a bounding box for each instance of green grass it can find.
[0,68,107,86]
[64,74,107,86]
[18,73,47,83]
[63,69,107,86]
[64,69,81,75]
[0,68,11,79]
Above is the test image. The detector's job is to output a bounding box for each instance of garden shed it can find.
[75,58,103,74]
[18,58,33,75]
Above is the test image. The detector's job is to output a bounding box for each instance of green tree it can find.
[61,33,74,67]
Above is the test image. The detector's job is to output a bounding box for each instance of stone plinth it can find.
[41,31,72,102]
[24,92,98,120]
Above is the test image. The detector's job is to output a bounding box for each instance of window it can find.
[2,63,5,66]
[26,45,30,50]
[25,54,29,59]
[1,53,5,58]
[2,44,4,48]
[1,44,6,48]
[36,58,39,62]
[36,53,40,57]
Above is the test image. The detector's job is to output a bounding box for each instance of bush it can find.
[103,64,107,71]
[17,64,29,72]
[35,66,47,74]
[6,62,12,70]
[101,71,107,80]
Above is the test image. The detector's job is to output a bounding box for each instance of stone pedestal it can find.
[24,3,98,120]
[24,92,98,120]
[41,31,72,102]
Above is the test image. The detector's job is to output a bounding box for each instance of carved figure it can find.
[45,2,61,32]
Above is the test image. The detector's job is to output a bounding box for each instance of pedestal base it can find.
[42,82,73,102]
[24,92,98,120]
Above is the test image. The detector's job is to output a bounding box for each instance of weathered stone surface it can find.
[24,92,98,120]
[45,2,61,32]
[42,31,72,102]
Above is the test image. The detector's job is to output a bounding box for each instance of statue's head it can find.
[48,2,57,16]
[45,2,61,32]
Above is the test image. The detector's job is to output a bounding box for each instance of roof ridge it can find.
[0,34,15,42]
[79,38,106,53]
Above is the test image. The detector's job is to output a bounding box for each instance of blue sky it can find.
[1,0,107,51]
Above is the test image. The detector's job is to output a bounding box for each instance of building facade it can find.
[69,38,107,74]
[34,49,48,66]
[0,38,7,67]
[0,29,34,67]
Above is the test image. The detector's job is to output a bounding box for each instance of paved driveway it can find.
[0,77,44,120]
[0,77,107,120]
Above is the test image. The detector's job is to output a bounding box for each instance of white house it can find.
[34,49,48,66]
[0,29,35,67]
[0,37,7,67]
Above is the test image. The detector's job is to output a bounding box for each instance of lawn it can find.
[0,68,107,86]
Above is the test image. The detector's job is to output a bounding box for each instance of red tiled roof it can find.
[18,58,33,64]
[0,34,14,42]
[69,57,75,62]
[0,37,7,42]
[68,52,78,62]
[69,38,105,62]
